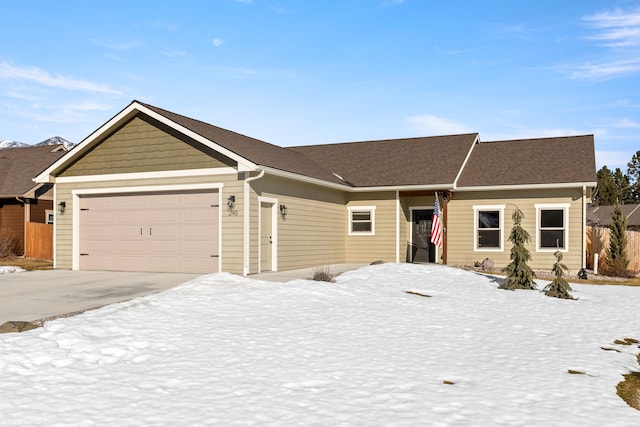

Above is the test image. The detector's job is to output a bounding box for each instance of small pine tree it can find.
[544,251,573,299]
[500,207,537,290]
[606,202,629,276]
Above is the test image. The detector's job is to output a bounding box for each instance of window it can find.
[348,206,375,235]
[474,205,504,250]
[46,209,54,224]
[536,204,569,251]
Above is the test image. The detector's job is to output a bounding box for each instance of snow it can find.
[0,266,24,274]
[0,263,639,426]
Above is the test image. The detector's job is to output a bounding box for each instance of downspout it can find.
[15,197,27,257]
[243,169,265,276]
[582,185,587,270]
[395,190,400,263]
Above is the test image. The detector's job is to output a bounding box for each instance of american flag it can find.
[431,192,443,248]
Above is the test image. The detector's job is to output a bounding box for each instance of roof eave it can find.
[260,166,454,192]
[454,182,598,192]
[34,101,257,183]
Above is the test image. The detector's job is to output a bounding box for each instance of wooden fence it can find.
[587,226,640,273]
[25,222,53,260]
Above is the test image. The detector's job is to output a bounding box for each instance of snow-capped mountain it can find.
[0,136,75,150]
[35,136,75,150]
[0,139,28,149]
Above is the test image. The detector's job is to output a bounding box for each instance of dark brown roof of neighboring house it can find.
[587,204,640,227]
[0,145,67,197]
[456,135,597,187]
[289,134,478,187]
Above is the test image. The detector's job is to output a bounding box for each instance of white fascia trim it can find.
[134,103,256,172]
[35,101,256,183]
[452,134,480,189]
[35,103,141,183]
[71,182,223,196]
[55,167,237,184]
[454,182,597,192]
[260,166,455,192]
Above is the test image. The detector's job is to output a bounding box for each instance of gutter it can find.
[243,169,266,275]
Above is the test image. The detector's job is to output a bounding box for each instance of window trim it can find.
[535,203,570,252]
[348,206,376,236]
[46,209,54,224]
[473,205,505,251]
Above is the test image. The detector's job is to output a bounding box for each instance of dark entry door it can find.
[411,209,435,263]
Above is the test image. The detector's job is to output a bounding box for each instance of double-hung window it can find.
[474,205,504,250]
[536,204,569,250]
[348,206,375,235]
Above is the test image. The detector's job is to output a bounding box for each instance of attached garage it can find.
[77,189,220,273]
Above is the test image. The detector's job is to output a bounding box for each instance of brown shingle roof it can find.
[587,204,640,227]
[456,135,596,187]
[0,145,66,197]
[289,134,478,187]
[111,102,595,190]
[139,102,345,185]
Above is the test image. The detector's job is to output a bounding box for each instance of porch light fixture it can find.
[57,201,66,215]
[279,204,287,218]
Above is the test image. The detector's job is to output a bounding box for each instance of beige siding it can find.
[346,192,397,263]
[446,189,586,272]
[60,116,236,177]
[55,173,244,273]
[252,175,346,272]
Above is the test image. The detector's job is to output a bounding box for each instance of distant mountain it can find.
[0,139,28,149]
[0,136,75,150]
[35,136,75,150]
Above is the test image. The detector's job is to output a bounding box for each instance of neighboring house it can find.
[586,204,640,272]
[0,144,67,257]
[35,101,597,274]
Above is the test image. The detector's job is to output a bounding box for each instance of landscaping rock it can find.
[0,321,39,333]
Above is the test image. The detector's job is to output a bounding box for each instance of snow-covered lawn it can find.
[0,263,639,426]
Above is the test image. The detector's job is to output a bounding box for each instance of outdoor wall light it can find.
[279,204,287,218]
[227,195,235,210]
[57,201,66,215]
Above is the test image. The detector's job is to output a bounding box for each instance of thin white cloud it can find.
[613,117,640,128]
[584,8,640,47]
[564,57,640,81]
[0,62,121,95]
[560,8,640,80]
[405,114,472,135]
[160,50,189,58]
[90,39,143,51]
[212,38,223,47]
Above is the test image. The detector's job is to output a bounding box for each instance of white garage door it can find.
[79,190,220,273]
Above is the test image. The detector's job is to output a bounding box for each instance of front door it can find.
[260,202,273,272]
[411,209,435,263]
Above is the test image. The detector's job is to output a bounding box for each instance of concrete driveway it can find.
[0,270,200,325]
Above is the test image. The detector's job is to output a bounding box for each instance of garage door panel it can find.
[79,190,219,273]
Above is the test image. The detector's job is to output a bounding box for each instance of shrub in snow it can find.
[311,265,334,282]
[500,207,537,290]
[602,202,630,278]
[543,251,573,299]
[0,227,20,258]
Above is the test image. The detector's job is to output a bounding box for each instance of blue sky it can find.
[1,0,639,171]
